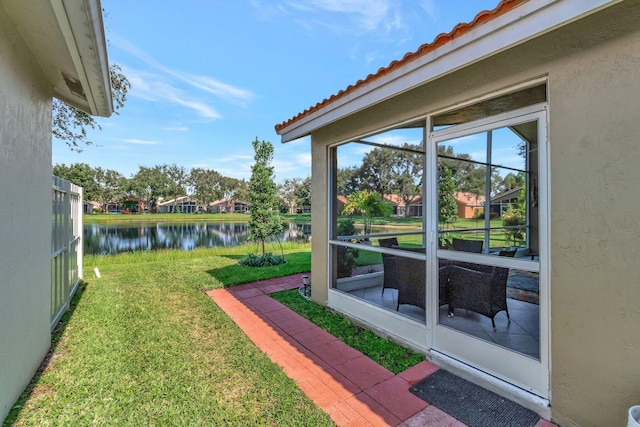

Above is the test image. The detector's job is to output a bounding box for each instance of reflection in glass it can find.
[437,120,540,359]
[437,124,536,254]
[331,244,427,323]
[439,264,540,359]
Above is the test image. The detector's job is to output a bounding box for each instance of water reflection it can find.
[84,221,312,255]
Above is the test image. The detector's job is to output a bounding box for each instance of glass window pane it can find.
[437,119,540,360]
[330,124,427,322]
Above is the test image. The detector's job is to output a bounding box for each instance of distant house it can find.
[384,194,422,217]
[209,199,250,214]
[83,201,101,214]
[0,0,112,421]
[157,196,198,213]
[105,196,146,214]
[335,195,348,215]
[490,187,523,218]
[454,192,485,219]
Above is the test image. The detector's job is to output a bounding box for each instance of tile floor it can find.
[347,284,540,359]
[206,273,554,426]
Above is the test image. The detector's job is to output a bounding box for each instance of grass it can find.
[84,213,313,224]
[84,212,252,223]
[4,243,333,426]
[270,290,424,374]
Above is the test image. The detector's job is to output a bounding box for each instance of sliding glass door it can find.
[428,106,549,397]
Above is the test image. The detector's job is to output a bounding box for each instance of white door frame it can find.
[426,104,550,398]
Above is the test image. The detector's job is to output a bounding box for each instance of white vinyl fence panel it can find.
[51,176,83,331]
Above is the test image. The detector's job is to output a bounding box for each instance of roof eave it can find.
[276,0,622,143]
[50,0,113,117]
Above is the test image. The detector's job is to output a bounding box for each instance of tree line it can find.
[336,143,525,218]
[54,143,524,216]
[53,162,314,214]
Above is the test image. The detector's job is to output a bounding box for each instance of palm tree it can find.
[342,190,392,237]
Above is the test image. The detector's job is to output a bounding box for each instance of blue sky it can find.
[52,0,500,183]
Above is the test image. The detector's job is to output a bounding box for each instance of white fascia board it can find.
[50,0,113,117]
[278,0,621,143]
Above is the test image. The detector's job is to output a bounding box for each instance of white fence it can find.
[51,176,83,331]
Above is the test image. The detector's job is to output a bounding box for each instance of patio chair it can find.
[452,238,483,253]
[447,261,512,329]
[439,244,515,318]
[395,255,426,311]
[378,237,399,295]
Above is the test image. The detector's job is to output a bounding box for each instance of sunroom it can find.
[321,82,549,404]
[276,0,640,424]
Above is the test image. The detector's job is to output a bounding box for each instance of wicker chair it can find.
[452,238,483,253]
[447,263,511,328]
[439,238,484,310]
[446,249,516,328]
[440,243,515,321]
[378,237,399,295]
[395,254,426,310]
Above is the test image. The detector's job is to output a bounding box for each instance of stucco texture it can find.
[0,6,54,421]
[305,2,640,425]
[547,19,640,427]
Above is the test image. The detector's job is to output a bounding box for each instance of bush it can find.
[336,218,358,278]
[239,252,286,267]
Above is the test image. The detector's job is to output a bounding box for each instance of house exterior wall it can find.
[0,7,54,421]
[305,3,640,425]
[545,17,640,427]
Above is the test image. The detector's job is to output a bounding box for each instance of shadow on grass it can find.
[206,251,311,288]
[3,281,88,426]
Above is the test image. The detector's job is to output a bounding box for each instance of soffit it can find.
[1,0,113,117]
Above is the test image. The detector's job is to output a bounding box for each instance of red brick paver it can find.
[206,273,554,426]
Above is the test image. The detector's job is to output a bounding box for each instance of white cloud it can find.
[163,126,189,132]
[125,68,222,120]
[290,0,390,31]
[252,0,394,36]
[179,74,254,106]
[216,153,254,163]
[296,152,312,165]
[418,0,437,21]
[114,37,254,108]
[123,138,159,145]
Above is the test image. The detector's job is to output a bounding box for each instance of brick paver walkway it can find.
[206,273,554,426]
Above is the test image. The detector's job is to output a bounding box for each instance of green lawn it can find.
[83,212,313,224]
[270,290,424,374]
[4,243,334,426]
[84,212,252,223]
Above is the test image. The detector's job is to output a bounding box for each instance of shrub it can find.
[502,185,526,246]
[239,252,286,267]
[336,218,359,278]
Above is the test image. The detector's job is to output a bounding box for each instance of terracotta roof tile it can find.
[275,0,528,134]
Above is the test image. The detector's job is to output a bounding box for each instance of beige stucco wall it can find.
[310,138,330,305]
[546,18,640,427]
[305,2,640,425]
[0,6,54,422]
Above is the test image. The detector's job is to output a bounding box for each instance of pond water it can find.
[84,221,312,255]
